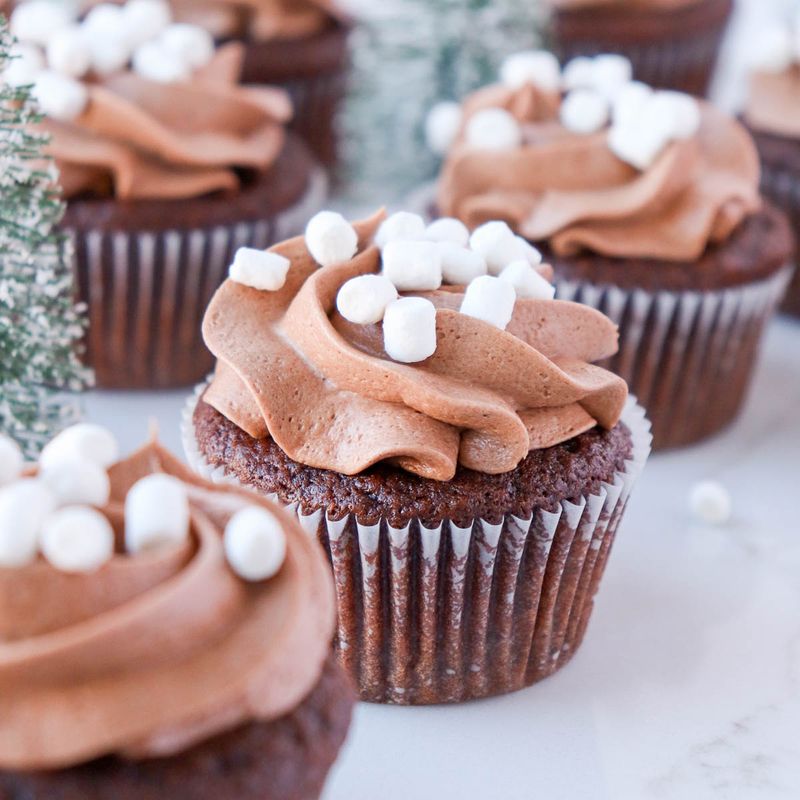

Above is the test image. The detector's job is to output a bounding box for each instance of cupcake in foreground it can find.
[546,0,732,96]
[0,424,352,799]
[5,0,326,389]
[743,19,800,318]
[184,208,652,705]
[433,52,794,450]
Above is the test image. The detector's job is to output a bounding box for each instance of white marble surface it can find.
[84,317,800,800]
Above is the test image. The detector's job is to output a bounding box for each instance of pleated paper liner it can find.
[555,267,792,450]
[65,168,327,391]
[182,386,652,704]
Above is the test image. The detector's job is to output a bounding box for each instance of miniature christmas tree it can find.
[0,19,91,457]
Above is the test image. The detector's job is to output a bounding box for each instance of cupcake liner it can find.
[182,386,652,705]
[555,267,793,450]
[66,168,327,391]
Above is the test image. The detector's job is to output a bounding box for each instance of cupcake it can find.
[434,53,794,450]
[182,208,652,705]
[742,21,800,318]
[546,0,733,96]
[0,424,353,799]
[5,0,326,389]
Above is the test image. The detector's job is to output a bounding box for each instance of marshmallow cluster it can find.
[747,17,800,74]
[5,0,216,121]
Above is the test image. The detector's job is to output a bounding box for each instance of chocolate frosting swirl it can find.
[745,66,800,140]
[202,212,628,482]
[0,443,335,771]
[437,84,761,262]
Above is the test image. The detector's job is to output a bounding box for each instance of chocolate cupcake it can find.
[6,0,326,389]
[434,54,794,449]
[182,209,652,705]
[547,0,733,96]
[0,424,352,799]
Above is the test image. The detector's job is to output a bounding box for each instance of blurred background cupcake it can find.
[433,51,794,449]
[546,0,733,96]
[4,0,327,390]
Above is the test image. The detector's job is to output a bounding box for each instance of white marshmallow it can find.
[382,297,438,364]
[500,50,561,92]
[425,101,463,155]
[424,217,470,247]
[460,275,517,330]
[591,54,633,99]
[336,274,398,325]
[86,30,132,76]
[0,435,24,487]
[229,248,291,292]
[40,506,114,573]
[40,424,119,470]
[46,25,90,79]
[748,24,794,73]
[374,212,427,250]
[224,506,287,582]
[40,458,110,508]
[32,70,88,121]
[516,236,543,266]
[562,56,596,91]
[608,117,671,171]
[0,480,57,568]
[560,89,610,135]
[651,91,701,140]
[465,108,522,151]
[689,480,732,526]
[125,474,190,553]
[469,221,526,275]
[3,42,45,87]
[499,260,555,300]
[381,240,442,292]
[438,243,488,285]
[10,1,74,46]
[305,211,358,267]
[159,23,215,70]
[124,0,173,47]
[83,4,126,39]
[611,81,653,128]
[132,40,192,83]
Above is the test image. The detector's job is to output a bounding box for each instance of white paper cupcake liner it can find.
[182,384,652,704]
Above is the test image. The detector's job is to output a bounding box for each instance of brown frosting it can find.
[437,83,762,262]
[45,44,291,200]
[0,442,335,771]
[201,212,628,482]
[745,66,800,139]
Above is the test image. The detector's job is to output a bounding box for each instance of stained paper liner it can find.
[555,267,793,450]
[65,169,327,391]
[182,387,652,705]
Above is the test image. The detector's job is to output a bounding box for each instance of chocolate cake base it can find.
[190,397,649,704]
[549,0,733,96]
[0,653,354,800]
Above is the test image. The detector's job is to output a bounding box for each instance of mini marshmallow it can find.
[652,91,701,140]
[125,474,190,553]
[748,24,794,73]
[425,101,463,155]
[383,297,438,363]
[336,274,398,325]
[591,54,633,99]
[469,221,526,275]
[160,24,215,70]
[689,480,732,526]
[560,89,610,135]
[465,108,522,151]
[40,458,111,508]
[132,41,192,83]
[40,506,114,573]
[46,25,91,79]
[424,217,470,247]
[10,1,74,46]
[562,56,596,91]
[608,117,671,171]
[3,43,45,87]
[499,260,555,300]
[516,236,543,266]
[305,211,358,267]
[374,212,427,250]
[83,4,127,38]
[86,30,132,76]
[224,506,287,582]
[460,275,517,330]
[382,240,443,292]
[0,480,57,568]
[0,435,24,487]
[40,424,119,470]
[124,0,173,47]
[229,248,291,292]
[611,81,653,128]
[500,50,561,92]
[438,243,488,285]
[32,70,89,121]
